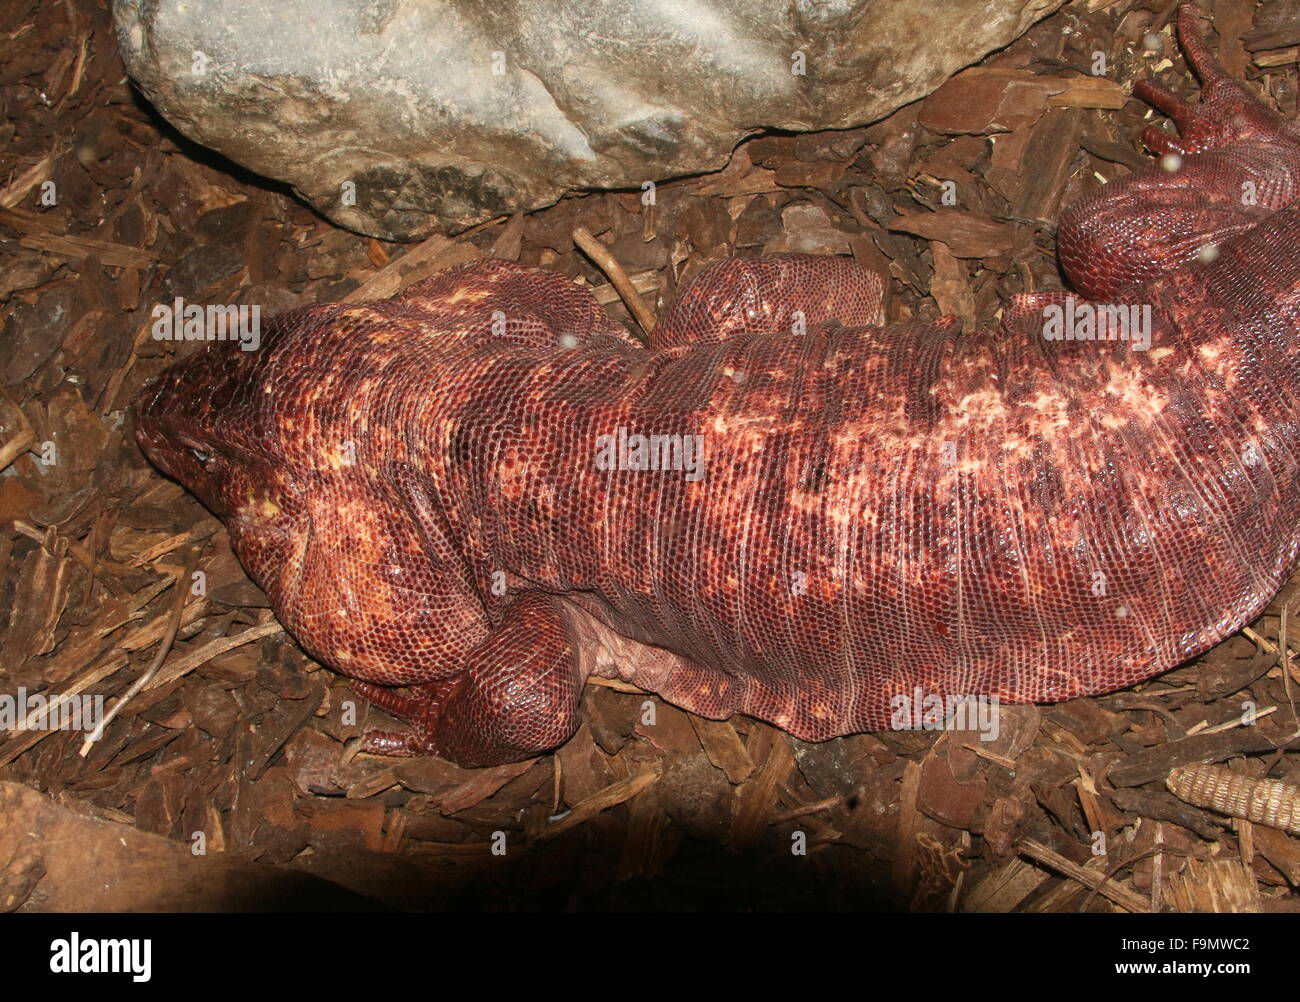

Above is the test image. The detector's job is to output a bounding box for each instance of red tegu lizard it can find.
[136,5,1300,766]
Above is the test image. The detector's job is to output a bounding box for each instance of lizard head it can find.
[134,303,490,684]
[136,338,271,519]
[134,316,321,610]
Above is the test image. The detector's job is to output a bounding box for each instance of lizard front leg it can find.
[357,592,584,767]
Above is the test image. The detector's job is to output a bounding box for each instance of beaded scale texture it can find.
[136,6,1300,767]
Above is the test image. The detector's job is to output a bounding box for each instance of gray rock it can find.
[113,0,1063,240]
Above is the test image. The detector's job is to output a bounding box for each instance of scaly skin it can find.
[137,5,1300,767]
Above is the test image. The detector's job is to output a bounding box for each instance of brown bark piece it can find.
[689,716,755,784]
[889,210,1016,257]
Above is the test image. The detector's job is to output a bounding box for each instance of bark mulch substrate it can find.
[2,0,1300,912]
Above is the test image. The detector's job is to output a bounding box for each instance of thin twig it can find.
[572,225,656,341]
[79,547,197,754]
[1018,838,1150,913]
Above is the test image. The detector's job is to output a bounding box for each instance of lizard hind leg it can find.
[358,592,585,767]
[1135,5,1285,157]
[1057,3,1300,300]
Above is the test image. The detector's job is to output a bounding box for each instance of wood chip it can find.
[889,210,1016,257]
[343,233,482,302]
[1018,838,1149,912]
[689,716,756,784]
[538,763,663,842]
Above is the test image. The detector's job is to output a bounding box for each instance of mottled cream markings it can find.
[132,21,1300,762]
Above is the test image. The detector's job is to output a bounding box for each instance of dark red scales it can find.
[136,5,1300,766]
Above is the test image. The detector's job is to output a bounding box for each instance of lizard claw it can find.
[351,676,463,757]
[359,729,438,757]
[350,679,424,719]
[1134,5,1278,157]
